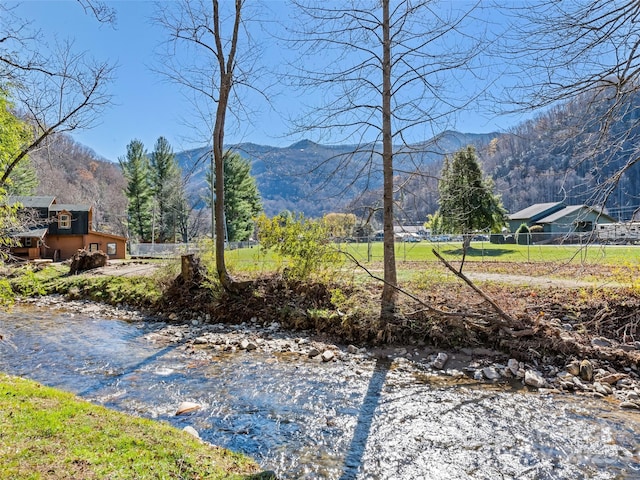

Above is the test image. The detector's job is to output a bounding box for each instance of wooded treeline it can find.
[389,91,640,225]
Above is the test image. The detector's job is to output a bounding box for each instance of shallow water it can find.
[1,305,639,479]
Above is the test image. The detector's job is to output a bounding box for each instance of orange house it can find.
[8,196,127,261]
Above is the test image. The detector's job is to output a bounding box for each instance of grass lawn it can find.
[0,373,270,480]
[224,240,640,274]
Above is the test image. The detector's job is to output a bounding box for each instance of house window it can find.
[89,243,99,252]
[106,243,116,255]
[23,238,32,247]
[59,213,71,229]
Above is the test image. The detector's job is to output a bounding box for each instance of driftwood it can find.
[432,248,517,326]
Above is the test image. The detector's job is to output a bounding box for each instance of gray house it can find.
[508,202,616,235]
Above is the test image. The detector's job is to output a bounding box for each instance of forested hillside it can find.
[390,93,640,224]
[30,134,128,236]
[481,92,640,220]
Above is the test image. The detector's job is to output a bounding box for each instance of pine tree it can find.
[119,140,152,242]
[438,146,505,249]
[206,151,262,242]
[149,137,182,242]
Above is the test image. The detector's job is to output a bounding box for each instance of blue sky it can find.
[12,1,524,162]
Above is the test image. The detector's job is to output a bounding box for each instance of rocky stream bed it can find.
[15,295,640,412]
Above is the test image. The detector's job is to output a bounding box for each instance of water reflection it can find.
[1,305,639,479]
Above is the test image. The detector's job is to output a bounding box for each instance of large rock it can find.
[524,370,547,388]
[432,352,448,370]
[321,350,335,362]
[579,359,594,382]
[69,249,108,274]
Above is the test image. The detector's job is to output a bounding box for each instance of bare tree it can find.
[76,0,116,24]
[155,0,264,290]
[288,0,487,319]
[0,4,114,189]
[498,0,640,211]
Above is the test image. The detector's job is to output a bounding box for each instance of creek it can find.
[1,304,639,479]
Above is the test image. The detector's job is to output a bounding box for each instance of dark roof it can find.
[508,202,563,221]
[50,204,92,212]
[537,205,616,224]
[9,227,48,239]
[6,196,56,209]
[536,205,584,224]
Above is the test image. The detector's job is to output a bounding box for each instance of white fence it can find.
[129,243,199,258]
[129,240,259,258]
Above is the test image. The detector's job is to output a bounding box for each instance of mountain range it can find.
[29,91,640,236]
[175,130,496,218]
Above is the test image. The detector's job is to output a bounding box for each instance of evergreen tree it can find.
[149,137,182,242]
[119,140,152,242]
[206,151,263,242]
[438,146,505,249]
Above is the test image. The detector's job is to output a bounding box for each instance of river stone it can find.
[591,337,614,348]
[572,377,589,391]
[308,347,321,358]
[598,373,627,385]
[347,345,359,354]
[594,382,612,396]
[620,400,640,410]
[566,360,581,376]
[183,426,200,439]
[176,401,201,415]
[240,339,258,351]
[321,350,335,362]
[483,367,501,380]
[432,352,448,369]
[524,370,546,388]
[559,379,575,390]
[617,377,634,387]
[580,360,594,382]
[507,359,519,376]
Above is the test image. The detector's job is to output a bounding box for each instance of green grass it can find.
[0,373,271,480]
[330,240,640,266]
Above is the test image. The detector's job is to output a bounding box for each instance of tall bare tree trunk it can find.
[380,0,397,319]
[212,0,241,292]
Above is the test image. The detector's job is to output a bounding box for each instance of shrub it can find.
[255,213,344,281]
[0,278,14,307]
[515,223,531,245]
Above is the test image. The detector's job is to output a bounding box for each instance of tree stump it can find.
[181,254,204,284]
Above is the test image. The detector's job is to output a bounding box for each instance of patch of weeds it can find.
[330,287,348,309]
[10,268,47,296]
[0,278,14,307]
[49,275,162,308]
[411,269,452,290]
[306,308,337,321]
